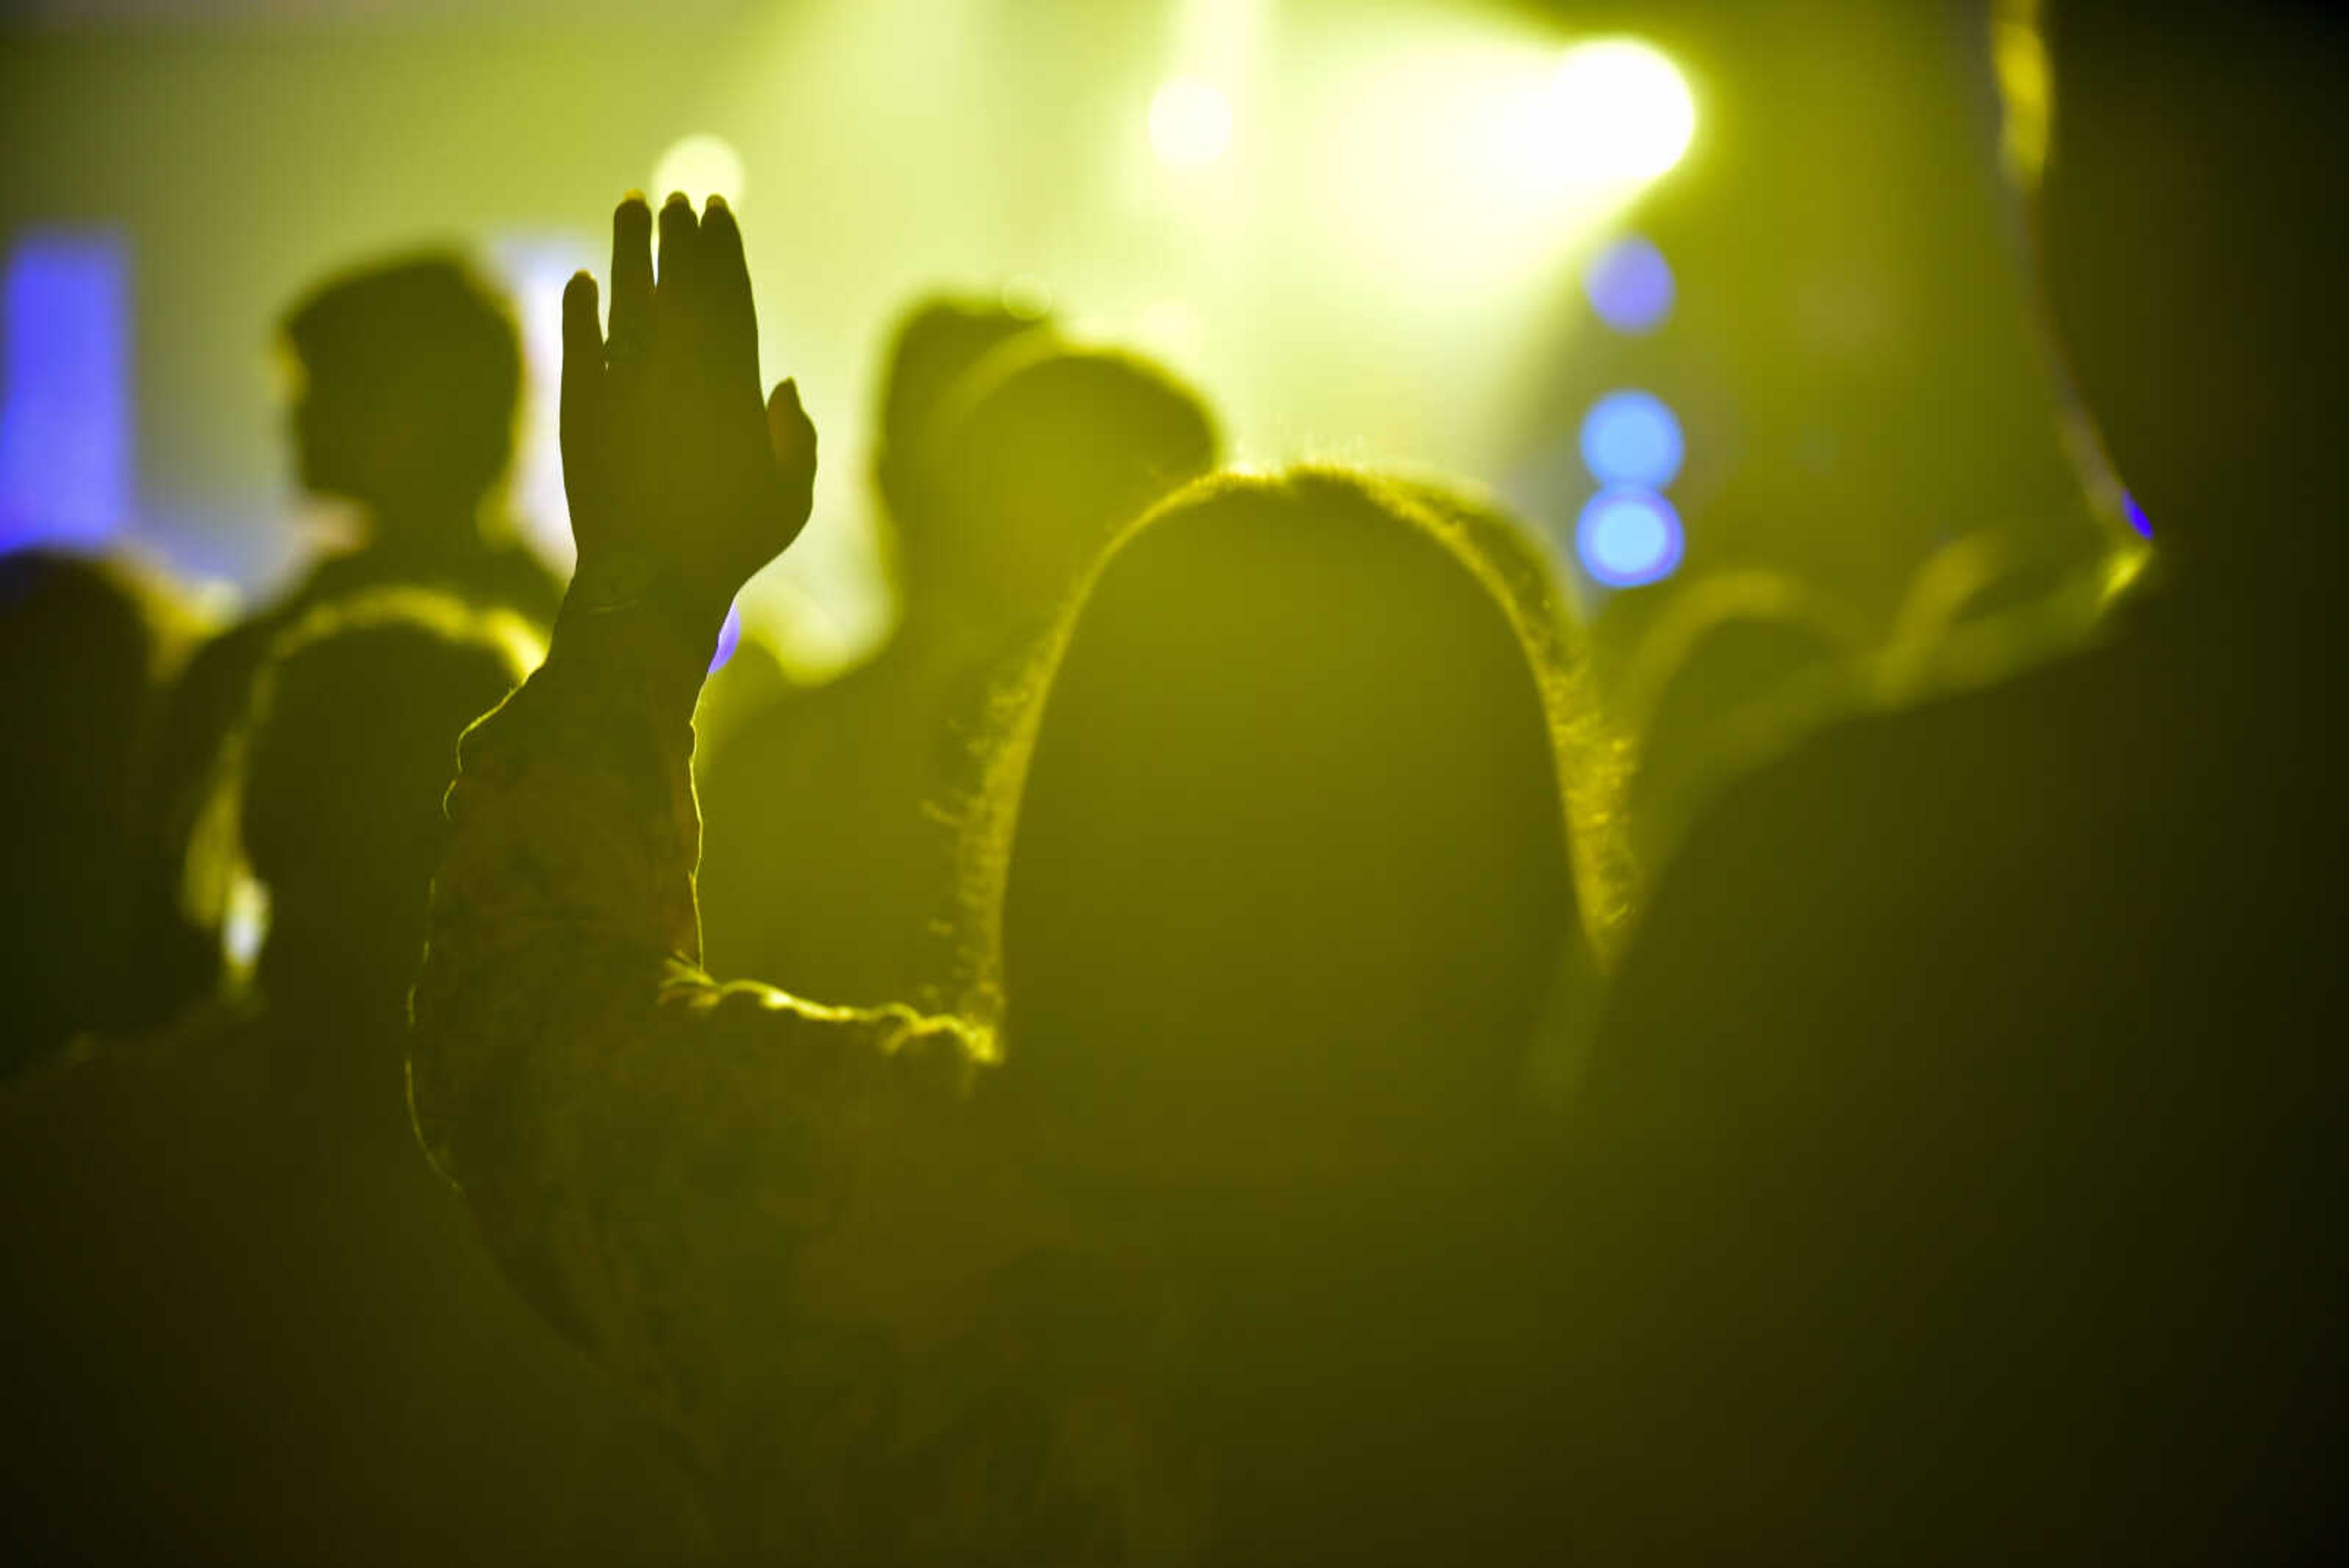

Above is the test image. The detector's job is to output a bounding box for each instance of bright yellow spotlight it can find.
[1542,39,1696,185]
[1149,78,1235,170]
[651,133,748,207]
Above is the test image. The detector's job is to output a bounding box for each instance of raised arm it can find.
[406,196,1048,1529]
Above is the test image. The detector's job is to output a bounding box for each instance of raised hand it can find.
[560,191,816,640]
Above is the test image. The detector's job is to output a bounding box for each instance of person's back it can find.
[700,334,1220,1007]
[0,593,697,1565]
[982,470,1606,1561]
[1560,4,2347,1555]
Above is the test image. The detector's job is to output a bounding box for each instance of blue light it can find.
[1,231,133,552]
[710,598,744,674]
[1584,236,1674,335]
[1579,390,1684,489]
[2121,491,2153,540]
[1576,487,1685,588]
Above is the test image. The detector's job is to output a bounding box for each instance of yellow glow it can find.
[1533,40,1696,188]
[1134,297,1207,367]
[1992,0,2052,189]
[223,872,269,978]
[651,133,748,207]
[1149,78,1235,169]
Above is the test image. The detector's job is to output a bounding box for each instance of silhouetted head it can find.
[897,340,1221,634]
[280,253,522,533]
[987,470,1587,1225]
[2027,1,2347,591]
[0,549,197,1070]
[232,590,536,1009]
[870,294,1056,530]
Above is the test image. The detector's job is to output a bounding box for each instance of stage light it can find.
[1543,40,1696,185]
[1149,78,1234,169]
[651,133,748,207]
[2122,492,2153,540]
[1584,235,1674,333]
[1579,390,1684,488]
[1576,486,1685,587]
[0,231,132,552]
[223,875,269,976]
[710,598,745,674]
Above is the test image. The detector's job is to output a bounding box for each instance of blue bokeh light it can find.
[2121,491,2153,540]
[710,598,744,674]
[1584,236,1675,335]
[1576,487,1685,588]
[1579,390,1685,489]
[1,231,132,552]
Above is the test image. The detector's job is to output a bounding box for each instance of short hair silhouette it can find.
[870,294,1056,528]
[900,337,1220,630]
[697,332,1219,1008]
[281,252,522,527]
[229,590,537,998]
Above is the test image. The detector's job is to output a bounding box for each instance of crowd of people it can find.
[2,1,2342,1561]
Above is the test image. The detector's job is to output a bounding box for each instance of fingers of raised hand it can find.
[607,193,655,384]
[698,195,762,394]
[653,193,704,359]
[559,270,607,491]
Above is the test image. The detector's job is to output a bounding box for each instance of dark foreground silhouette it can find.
[1,593,696,1565]
[0,550,201,1076]
[1556,3,2347,1557]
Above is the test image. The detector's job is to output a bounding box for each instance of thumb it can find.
[768,377,818,506]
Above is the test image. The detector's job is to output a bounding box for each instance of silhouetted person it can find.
[699,323,1219,1007]
[1,592,694,1566]
[869,294,1058,538]
[977,469,1605,1561]
[1559,3,2348,1557]
[138,253,563,1028]
[1615,571,1866,878]
[0,549,201,1076]
[408,195,1606,1561]
[274,252,562,620]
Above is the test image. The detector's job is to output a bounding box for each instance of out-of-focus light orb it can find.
[1545,40,1696,184]
[1149,78,1235,170]
[222,874,269,975]
[710,598,744,674]
[1584,236,1675,333]
[652,134,748,207]
[1576,486,1685,587]
[2122,491,2154,540]
[1580,390,1685,488]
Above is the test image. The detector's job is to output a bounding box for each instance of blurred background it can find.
[1,0,2119,680]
